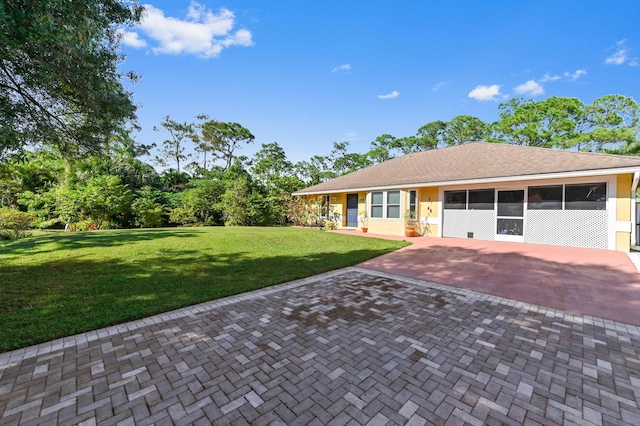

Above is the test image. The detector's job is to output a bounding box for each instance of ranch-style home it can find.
[292,142,640,252]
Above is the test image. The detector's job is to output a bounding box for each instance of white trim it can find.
[608,177,617,250]
[616,221,632,233]
[408,189,418,216]
[495,188,525,243]
[437,188,444,237]
[632,172,640,246]
[422,216,439,225]
[369,189,402,220]
[495,234,524,243]
[292,167,640,195]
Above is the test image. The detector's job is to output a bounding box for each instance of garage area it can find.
[442,180,611,249]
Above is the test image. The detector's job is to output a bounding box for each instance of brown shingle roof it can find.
[293,142,640,194]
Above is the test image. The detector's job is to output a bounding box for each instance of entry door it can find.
[496,190,525,242]
[346,194,359,227]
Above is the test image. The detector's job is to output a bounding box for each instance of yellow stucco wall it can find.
[616,232,631,252]
[329,193,344,227]
[327,188,440,236]
[616,174,632,222]
[368,219,405,235]
[357,192,367,229]
[419,187,439,237]
[616,174,633,252]
[419,187,439,218]
[330,192,369,229]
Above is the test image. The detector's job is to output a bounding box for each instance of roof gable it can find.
[294,142,640,194]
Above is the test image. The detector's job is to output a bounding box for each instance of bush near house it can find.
[283,194,328,227]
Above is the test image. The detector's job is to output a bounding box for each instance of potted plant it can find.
[403,210,418,237]
[359,210,369,233]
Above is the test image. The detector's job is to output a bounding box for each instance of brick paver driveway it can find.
[2,268,640,425]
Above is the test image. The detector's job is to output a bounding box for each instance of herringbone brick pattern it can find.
[1,268,640,425]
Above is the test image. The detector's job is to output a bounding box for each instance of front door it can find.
[346,194,358,227]
[496,189,525,242]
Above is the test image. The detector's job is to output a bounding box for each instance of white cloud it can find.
[128,2,253,58]
[605,39,630,65]
[432,81,448,91]
[564,69,587,81]
[378,91,399,99]
[468,85,501,101]
[332,64,351,73]
[513,80,544,96]
[540,73,561,82]
[120,30,148,48]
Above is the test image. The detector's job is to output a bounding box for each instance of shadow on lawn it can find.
[0,228,203,257]
[0,246,392,352]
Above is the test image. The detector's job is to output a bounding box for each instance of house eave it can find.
[291,166,640,195]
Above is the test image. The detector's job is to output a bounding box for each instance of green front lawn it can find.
[0,227,407,352]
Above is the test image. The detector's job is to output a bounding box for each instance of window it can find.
[468,189,494,210]
[408,190,417,215]
[371,192,383,218]
[497,190,524,217]
[444,191,466,209]
[370,190,402,219]
[565,183,606,210]
[387,191,401,219]
[497,218,523,236]
[528,186,562,210]
[527,183,607,211]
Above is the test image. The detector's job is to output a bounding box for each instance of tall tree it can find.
[415,120,447,150]
[330,141,371,175]
[153,116,194,173]
[0,0,144,161]
[200,121,255,171]
[367,134,399,163]
[490,98,542,146]
[490,97,586,148]
[295,155,335,186]
[191,114,214,171]
[579,95,640,153]
[443,115,488,146]
[251,142,293,184]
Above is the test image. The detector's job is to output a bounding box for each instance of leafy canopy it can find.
[0,0,143,160]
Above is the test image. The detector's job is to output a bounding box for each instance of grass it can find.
[0,227,408,352]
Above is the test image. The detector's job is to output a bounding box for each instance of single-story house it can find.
[292,142,640,251]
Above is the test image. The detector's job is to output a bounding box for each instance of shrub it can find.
[283,194,328,227]
[0,207,35,239]
[132,187,165,228]
[168,207,198,226]
[324,220,337,231]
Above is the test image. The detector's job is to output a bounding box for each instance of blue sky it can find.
[120,0,640,168]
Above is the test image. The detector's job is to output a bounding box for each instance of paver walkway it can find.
[345,233,640,326]
[2,268,640,425]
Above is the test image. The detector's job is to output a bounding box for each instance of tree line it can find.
[1,93,639,238]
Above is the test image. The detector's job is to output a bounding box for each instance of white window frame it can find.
[408,189,418,216]
[370,191,384,218]
[370,190,402,220]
